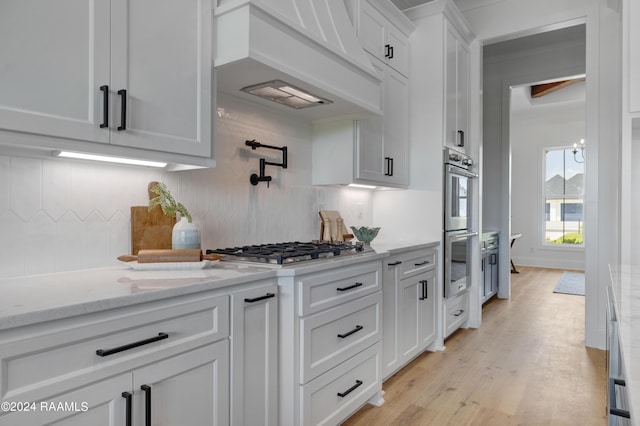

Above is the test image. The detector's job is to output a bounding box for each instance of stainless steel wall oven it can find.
[443,148,477,299]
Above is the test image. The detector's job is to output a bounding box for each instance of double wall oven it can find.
[443,148,478,299]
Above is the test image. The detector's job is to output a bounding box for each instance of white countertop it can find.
[0,245,410,331]
[371,240,439,255]
[609,264,640,423]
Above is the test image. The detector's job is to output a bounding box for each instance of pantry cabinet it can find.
[382,247,437,379]
[0,0,213,166]
[405,0,475,155]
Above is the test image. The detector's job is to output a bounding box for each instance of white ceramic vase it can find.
[172,217,201,250]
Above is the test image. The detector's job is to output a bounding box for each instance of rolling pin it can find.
[118,249,222,263]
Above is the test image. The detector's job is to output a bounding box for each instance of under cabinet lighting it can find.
[348,183,377,189]
[53,151,167,168]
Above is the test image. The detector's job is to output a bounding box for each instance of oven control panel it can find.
[444,148,474,170]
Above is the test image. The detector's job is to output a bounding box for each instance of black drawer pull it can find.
[388,261,402,266]
[96,332,168,357]
[99,85,109,128]
[338,325,363,339]
[245,293,275,303]
[453,309,465,317]
[610,407,631,419]
[419,280,428,300]
[337,380,363,398]
[337,282,363,292]
[415,260,429,266]
[117,89,127,131]
[122,392,132,426]
[457,130,465,147]
[141,385,152,426]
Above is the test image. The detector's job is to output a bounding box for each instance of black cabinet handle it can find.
[389,157,394,176]
[244,293,275,303]
[389,45,394,59]
[141,385,151,426]
[481,258,485,272]
[384,44,391,58]
[419,280,428,300]
[122,392,132,426]
[117,89,127,131]
[414,260,429,266]
[457,130,465,147]
[388,261,402,266]
[337,282,363,292]
[453,309,465,317]
[338,325,363,339]
[384,157,391,176]
[99,85,109,128]
[96,332,168,357]
[337,380,363,398]
[609,377,631,419]
[490,253,497,265]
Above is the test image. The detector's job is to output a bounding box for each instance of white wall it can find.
[0,93,375,279]
[510,84,586,270]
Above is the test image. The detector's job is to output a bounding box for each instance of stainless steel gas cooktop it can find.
[206,241,365,265]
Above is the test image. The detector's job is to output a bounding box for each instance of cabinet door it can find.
[110,0,212,157]
[386,24,410,77]
[444,22,469,153]
[132,341,229,426]
[231,284,278,426]
[0,373,131,426]
[0,0,110,144]
[418,269,436,348]
[356,116,386,183]
[384,67,410,186]
[399,276,422,362]
[382,259,400,378]
[357,0,386,60]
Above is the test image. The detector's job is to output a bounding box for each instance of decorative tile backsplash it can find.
[0,95,374,279]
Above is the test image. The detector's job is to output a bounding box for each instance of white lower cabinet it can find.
[278,259,384,426]
[230,282,279,426]
[382,247,438,379]
[0,279,280,426]
[444,291,469,338]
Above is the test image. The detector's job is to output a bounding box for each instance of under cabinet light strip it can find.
[53,151,167,168]
[348,184,377,189]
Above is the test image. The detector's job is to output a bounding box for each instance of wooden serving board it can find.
[131,206,176,255]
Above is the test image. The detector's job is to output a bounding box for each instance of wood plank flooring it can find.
[343,267,607,425]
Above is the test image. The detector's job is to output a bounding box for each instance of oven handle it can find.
[446,165,478,179]
[449,231,478,240]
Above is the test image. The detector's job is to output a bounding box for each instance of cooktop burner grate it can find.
[206,241,364,265]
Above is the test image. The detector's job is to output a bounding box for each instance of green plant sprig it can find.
[148,182,192,222]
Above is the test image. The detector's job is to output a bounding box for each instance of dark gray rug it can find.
[553,272,585,296]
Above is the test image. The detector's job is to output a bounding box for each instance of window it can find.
[543,147,584,245]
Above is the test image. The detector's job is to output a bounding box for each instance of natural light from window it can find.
[544,147,584,245]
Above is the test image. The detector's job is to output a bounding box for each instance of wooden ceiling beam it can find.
[530,79,583,98]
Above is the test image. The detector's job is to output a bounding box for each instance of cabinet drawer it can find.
[399,249,436,278]
[0,293,228,401]
[298,261,381,316]
[444,291,469,338]
[301,342,382,426]
[300,292,381,383]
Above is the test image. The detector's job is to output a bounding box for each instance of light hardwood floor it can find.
[343,266,607,425]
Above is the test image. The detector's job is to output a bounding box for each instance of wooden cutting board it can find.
[131,206,176,255]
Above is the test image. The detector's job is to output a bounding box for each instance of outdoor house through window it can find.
[544,147,584,245]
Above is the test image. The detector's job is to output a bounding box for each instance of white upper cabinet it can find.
[0,0,111,144]
[356,0,411,77]
[444,21,470,153]
[0,0,213,167]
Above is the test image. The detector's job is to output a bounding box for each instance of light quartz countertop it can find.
[0,243,446,332]
[371,240,439,255]
[609,264,640,424]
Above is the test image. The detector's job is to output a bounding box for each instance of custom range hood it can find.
[215,0,383,119]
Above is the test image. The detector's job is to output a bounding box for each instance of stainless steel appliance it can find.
[443,148,478,298]
[207,241,365,266]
